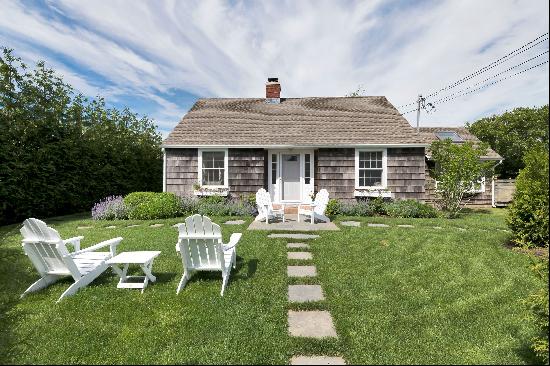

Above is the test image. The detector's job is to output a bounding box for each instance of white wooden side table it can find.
[107,251,161,293]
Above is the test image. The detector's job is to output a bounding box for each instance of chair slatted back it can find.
[20,218,80,278]
[256,188,272,217]
[313,189,330,215]
[178,214,225,270]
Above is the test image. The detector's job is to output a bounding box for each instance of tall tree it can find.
[0,48,163,225]
[466,105,549,178]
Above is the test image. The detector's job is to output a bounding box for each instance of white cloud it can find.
[1,0,548,133]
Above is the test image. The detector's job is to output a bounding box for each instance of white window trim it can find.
[355,148,387,189]
[197,148,229,188]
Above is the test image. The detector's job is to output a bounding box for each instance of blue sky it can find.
[1,0,548,137]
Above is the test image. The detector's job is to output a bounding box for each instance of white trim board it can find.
[163,143,429,149]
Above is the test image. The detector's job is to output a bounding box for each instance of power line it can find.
[426,33,548,98]
[401,59,549,115]
[430,49,549,104]
[432,60,548,107]
[397,32,549,109]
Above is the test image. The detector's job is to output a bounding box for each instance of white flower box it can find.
[193,188,229,197]
[354,190,392,198]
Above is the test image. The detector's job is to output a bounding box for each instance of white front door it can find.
[282,154,301,200]
[268,150,314,203]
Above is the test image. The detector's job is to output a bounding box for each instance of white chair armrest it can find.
[223,233,242,252]
[70,237,123,257]
[63,236,84,251]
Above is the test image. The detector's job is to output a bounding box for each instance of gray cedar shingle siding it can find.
[228,149,266,198]
[315,148,355,200]
[313,147,426,201]
[387,148,425,199]
[165,148,198,196]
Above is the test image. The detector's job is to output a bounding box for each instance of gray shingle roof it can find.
[419,127,502,160]
[163,96,432,146]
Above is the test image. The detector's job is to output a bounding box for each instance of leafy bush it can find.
[0,48,162,225]
[325,199,341,216]
[91,196,128,220]
[430,139,492,218]
[199,195,226,204]
[124,192,183,220]
[507,146,549,248]
[386,199,439,218]
[369,197,388,215]
[339,201,375,216]
[123,192,157,210]
[524,257,549,364]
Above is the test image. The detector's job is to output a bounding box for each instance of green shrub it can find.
[124,192,157,209]
[325,199,341,216]
[369,197,387,215]
[124,192,183,220]
[340,201,375,216]
[525,257,549,364]
[386,199,439,218]
[507,146,549,248]
[199,195,227,204]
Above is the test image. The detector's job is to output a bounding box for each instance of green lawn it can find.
[0,210,543,364]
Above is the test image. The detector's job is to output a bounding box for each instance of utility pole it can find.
[416,94,425,135]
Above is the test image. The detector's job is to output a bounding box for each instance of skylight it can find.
[435,131,464,142]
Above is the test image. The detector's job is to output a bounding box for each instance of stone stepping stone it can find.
[77,226,92,229]
[291,356,346,365]
[105,225,117,229]
[340,221,360,227]
[397,224,414,228]
[367,223,389,227]
[288,311,338,338]
[268,234,320,239]
[150,223,164,228]
[224,219,245,225]
[288,266,317,277]
[127,224,141,228]
[288,252,313,260]
[287,243,310,249]
[288,285,325,303]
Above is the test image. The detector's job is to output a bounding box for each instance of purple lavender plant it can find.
[91,195,128,220]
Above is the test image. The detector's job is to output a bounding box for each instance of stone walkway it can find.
[285,237,346,365]
[249,214,339,231]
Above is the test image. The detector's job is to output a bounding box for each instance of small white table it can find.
[107,251,161,293]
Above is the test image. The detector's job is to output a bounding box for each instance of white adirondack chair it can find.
[20,218,123,302]
[255,188,285,223]
[298,189,330,223]
[175,214,242,296]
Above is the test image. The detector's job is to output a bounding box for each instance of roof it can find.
[419,127,502,160]
[163,96,432,147]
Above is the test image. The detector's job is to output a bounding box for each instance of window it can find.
[355,149,387,188]
[304,154,311,184]
[199,149,228,187]
[435,131,464,142]
[271,154,277,184]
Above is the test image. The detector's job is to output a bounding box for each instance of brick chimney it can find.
[265,77,281,103]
